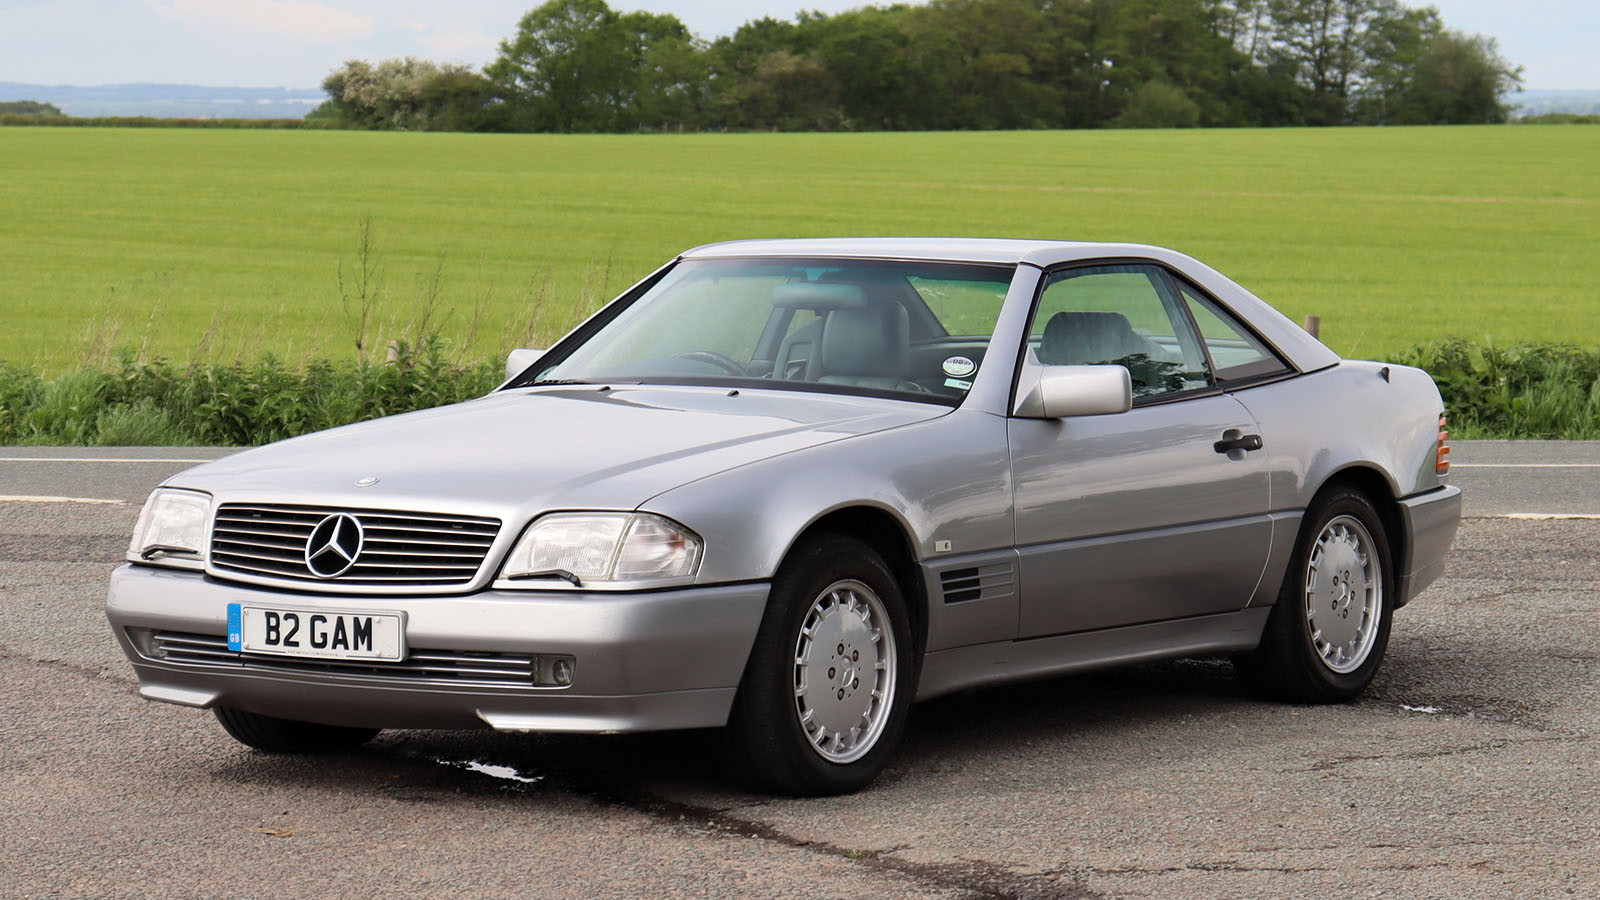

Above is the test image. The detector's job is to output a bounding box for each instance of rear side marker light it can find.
[1436,415,1451,475]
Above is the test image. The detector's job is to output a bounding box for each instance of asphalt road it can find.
[1,444,1595,898]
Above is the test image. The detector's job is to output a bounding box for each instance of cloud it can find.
[146,0,373,43]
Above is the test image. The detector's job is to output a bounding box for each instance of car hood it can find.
[167,385,948,519]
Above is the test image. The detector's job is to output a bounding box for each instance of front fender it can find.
[643,409,1014,585]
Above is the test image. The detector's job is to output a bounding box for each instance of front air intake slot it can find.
[149,631,542,688]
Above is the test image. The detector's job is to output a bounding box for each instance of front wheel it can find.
[1235,488,1394,702]
[213,707,379,753]
[728,535,915,795]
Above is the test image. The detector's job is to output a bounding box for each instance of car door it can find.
[1008,262,1275,637]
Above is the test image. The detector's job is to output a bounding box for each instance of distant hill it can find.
[0,82,323,119]
[1512,90,1600,118]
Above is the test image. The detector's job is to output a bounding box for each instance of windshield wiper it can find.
[140,545,196,560]
[505,568,583,587]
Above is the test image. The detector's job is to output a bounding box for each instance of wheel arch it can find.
[784,504,929,661]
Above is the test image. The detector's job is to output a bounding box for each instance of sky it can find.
[0,0,1593,91]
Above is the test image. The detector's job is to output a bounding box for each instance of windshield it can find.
[525,258,1016,402]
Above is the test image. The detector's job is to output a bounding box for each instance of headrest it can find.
[1041,311,1144,365]
[819,304,909,378]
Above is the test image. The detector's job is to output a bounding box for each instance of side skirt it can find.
[915,607,1272,702]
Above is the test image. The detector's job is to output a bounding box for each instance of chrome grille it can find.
[210,503,500,587]
[151,631,538,687]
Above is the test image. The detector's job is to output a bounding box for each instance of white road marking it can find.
[1501,513,1600,520]
[0,457,214,464]
[1452,463,1600,468]
[0,495,125,505]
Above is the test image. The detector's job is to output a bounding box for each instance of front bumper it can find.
[106,564,769,733]
[1396,483,1462,607]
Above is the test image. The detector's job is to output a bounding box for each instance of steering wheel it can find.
[674,350,748,377]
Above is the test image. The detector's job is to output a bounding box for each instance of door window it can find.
[1030,265,1210,400]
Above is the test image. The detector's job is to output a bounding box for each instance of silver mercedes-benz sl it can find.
[107,238,1461,794]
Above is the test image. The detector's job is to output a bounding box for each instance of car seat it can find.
[815,303,917,391]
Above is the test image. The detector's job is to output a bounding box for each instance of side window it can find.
[1178,284,1289,383]
[1031,265,1210,400]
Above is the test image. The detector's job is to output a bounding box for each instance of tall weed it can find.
[1395,339,1600,439]
[1,338,1595,446]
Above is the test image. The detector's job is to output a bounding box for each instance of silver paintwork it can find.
[106,238,1459,738]
[109,563,768,731]
[1008,391,1272,637]
[504,347,544,380]
[1012,363,1133,418]
[1397,484,1461,604]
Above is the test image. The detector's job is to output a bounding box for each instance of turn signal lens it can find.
[614,515,702,581]
[1436,414,1451,475]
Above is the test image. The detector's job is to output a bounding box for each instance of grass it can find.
[1,125,1597,373]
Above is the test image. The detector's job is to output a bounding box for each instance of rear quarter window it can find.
[1179,284,1290,384]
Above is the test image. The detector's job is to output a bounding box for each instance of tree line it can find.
[0,100,64,116]
[311,0,1522,133]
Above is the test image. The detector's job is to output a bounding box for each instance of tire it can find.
[727,534,917,795]
[213,707,379,753]
[1235,487,1394,703]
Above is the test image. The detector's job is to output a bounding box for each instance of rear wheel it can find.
[728,534,915,795]
[1235,487,1394,702]
[213,707,379,753]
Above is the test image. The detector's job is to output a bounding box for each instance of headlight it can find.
[127,488,212,569]
[498,512,702,588]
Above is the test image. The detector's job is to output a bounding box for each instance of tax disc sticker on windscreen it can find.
[941,356,976,378]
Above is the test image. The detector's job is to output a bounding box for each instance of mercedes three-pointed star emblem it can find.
[304,513,365,578]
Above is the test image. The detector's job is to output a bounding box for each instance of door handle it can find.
[1214,433,1264,454]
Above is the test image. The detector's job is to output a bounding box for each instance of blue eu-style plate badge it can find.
[227,603,242,652]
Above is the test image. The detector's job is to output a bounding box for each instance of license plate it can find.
[227,603,404,661]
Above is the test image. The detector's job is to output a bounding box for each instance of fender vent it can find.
[940,563,1015,605]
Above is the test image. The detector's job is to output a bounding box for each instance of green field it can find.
[2,125,1596,372]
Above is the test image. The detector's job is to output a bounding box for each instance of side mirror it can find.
[505,348,545,381]
[1013,364,1132,418]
